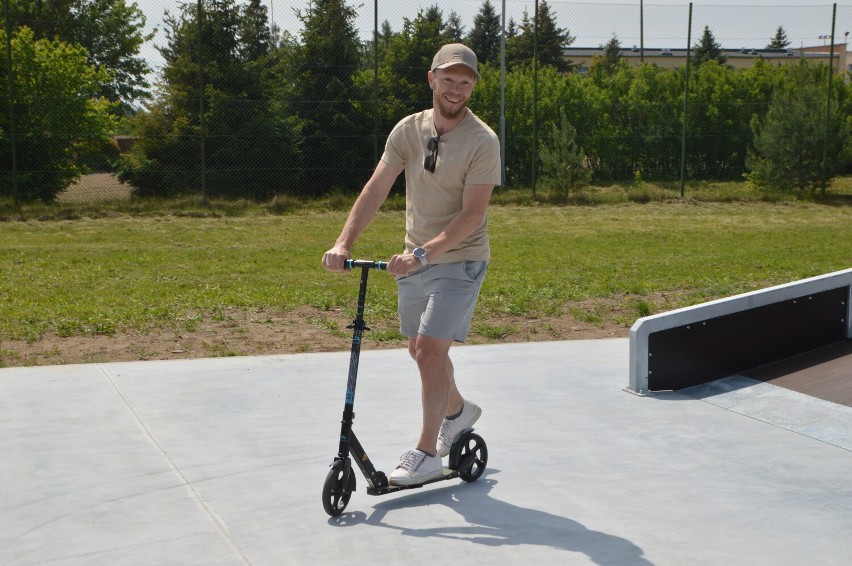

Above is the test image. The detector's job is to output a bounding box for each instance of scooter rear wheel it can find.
[322,461,355,517]
[456,432,488,482]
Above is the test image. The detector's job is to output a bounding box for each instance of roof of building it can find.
[564,46,837,59]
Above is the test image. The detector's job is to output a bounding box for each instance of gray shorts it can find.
[396,261,488,342]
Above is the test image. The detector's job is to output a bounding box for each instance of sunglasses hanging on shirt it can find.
[424,136,440,173]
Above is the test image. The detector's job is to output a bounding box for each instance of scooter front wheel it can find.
[456,432,488,482]
[322,461,355,517]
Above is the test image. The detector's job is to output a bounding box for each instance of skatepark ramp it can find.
[627,268,852,394]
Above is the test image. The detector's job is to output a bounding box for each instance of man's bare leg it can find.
[408,334,462,454]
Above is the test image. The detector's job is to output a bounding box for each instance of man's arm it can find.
[425,183,494,261]
[388,183,494,276]
[322,160,402,272]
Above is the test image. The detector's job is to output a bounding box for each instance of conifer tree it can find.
[240,0,272,62]
[693,26,726,66]
[120,0,300,198]
[596,36,623,76]
[507,1,574,71]
[540,110,591,194]
[747,61,849,192]
[291,0,364,192]
[767,26,791,49]
[468,0,502,66]
[444,11,466,43]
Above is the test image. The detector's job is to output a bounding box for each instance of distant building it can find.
[798,43,850,75]
[565,44,848,76]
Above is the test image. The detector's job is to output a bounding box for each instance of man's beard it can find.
[434,93,468,120]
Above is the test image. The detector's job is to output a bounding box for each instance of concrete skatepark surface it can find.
[2,339,851,565]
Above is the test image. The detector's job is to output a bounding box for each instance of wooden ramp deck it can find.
[742,340,852,407]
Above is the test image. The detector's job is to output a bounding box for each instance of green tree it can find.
[686,60,756,178]
[474,64,584,185]
[239,0,272,62]
[693,26,726,67]
[443,10,465,43]
[583,63,683,180]
[119,0,300,198]
[507,1,574,72]
[536,0,574,71]
[590,36,623,78]
[767,26,791,49]
[379,20,393,44]
[539,109,591,194]
[625,65,684,179]
[747,61,850,193]
[506,10,534,69]
[290,0,365,193]
[467,0,501,66]
[0,27,117,202]
[5,0,153,105]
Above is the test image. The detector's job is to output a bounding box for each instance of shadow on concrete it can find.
[328,469,655,566]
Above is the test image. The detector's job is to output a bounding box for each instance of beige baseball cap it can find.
[431,43,480,80]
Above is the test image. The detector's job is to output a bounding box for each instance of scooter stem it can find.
[336,260,387,460]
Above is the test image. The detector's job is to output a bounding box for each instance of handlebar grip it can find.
[345,259,388,270]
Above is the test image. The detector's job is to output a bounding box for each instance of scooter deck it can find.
[366,468,461,495]
[364,427,482,495]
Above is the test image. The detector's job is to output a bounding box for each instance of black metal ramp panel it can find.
[647,286,849,391]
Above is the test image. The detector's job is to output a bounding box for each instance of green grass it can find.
[0,180,850,358]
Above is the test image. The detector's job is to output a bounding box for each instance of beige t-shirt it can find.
[381,108,501,263]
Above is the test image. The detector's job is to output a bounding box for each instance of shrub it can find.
[539,109,592,195]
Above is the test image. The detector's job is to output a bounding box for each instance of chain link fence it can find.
[1,1,849,204]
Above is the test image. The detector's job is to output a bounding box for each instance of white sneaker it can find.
[437,400,482,457]
[388,449,443,486]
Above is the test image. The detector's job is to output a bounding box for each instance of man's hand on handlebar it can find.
[321,247,350,273]
[323,247,404,275]
[386,253,420,277]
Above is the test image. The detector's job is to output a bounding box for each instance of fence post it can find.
[532,0,538,196]
[197,0,208,202]
[640,0,644,63]
[822,3,837,195]
[499,0,506,187]
[679,3,693,198]
[4,0,19,207]
[373,0,379,165]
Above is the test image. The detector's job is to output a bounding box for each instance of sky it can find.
[136,1,851,77]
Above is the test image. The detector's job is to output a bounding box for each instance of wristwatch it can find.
[412,247,428,268]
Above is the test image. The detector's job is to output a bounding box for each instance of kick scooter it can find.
[322,259,489,517]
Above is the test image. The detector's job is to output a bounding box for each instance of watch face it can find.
[414,248,426,259]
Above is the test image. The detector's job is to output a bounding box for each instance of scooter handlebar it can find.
[345,259,388,270]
